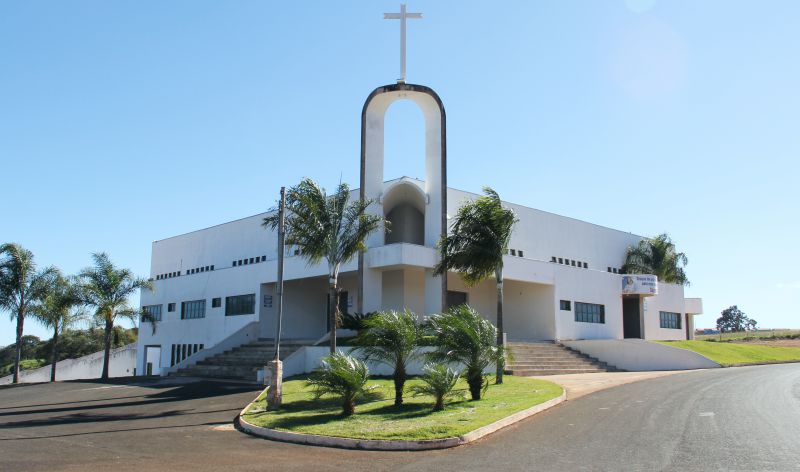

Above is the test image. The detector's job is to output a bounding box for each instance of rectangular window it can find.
[142,304,162,322]
[571,260,576,266]
[575,302,605,324]
[249,257,254,264]
[559,300,571,311]
[167,303,176,312]
[583,262,588,268]
[607,267,612,272]
[660,311,682,329]
[225,294,255,316]
[510,249,516,256]
[212,297,221,308]
[551,256,557,263]
[518,250,524,257]
[558,258,564,264]
[210,265,214,270]
[181,300,206,319]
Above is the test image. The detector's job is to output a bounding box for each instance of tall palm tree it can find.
[352,309,422,406]
[622,233,689,286]
[29,273,85,381]
[263,178,384,353]
[426,304,504,401]
[0,243,58,384]
[78,252,153,380]
[433,187,517,383]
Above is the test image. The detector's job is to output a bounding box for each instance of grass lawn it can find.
[695,329,800,342]
[658,340,800,366]
[242,375,562,441]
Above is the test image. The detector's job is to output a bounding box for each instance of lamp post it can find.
[266,186,286,407]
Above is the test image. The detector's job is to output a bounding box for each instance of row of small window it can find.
[552,257,588,269]
[508,249,525,257]
[233,256,267,267]
[142,294,256,322]
[660,311,682,330]
[607,267,624,274]
[170,343,204,366]
[560,300,606,324]
[155,265,215,280]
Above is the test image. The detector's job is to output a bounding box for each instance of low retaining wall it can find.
[562,339,720,371]
[0,343,137,384]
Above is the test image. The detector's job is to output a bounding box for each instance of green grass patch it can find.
[695,329,800,342]
[242,375,562,441]
[658,340,800,366]
[0,359,46,376]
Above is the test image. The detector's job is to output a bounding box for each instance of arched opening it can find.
[383,100,426,182]
[383,181,426,245]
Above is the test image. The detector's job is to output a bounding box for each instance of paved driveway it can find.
[2,364,799,471]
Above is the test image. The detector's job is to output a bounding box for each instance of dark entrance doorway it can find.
[623,296,642,339]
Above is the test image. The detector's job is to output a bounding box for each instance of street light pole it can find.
[267,186,286,407]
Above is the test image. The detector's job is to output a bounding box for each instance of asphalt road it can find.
[1,364,799,472]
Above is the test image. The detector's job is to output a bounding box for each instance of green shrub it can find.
[410,363,464,411]
[306,352,375,416]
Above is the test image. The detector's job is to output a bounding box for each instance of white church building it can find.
[136,8,704,378]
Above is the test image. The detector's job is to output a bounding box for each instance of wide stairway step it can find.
[505,341,621,376]
[171,339,311,382]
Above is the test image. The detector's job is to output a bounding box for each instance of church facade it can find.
[136,84,703,376]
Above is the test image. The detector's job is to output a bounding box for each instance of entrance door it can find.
[145,346,161,376]
[446,291,468,310]
[622,297,642,339]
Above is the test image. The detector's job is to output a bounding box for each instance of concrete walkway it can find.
[531,370,691,399]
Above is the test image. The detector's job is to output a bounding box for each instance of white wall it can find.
[0,344,137,385]
[563,339,720,371]
[643,282,689,341]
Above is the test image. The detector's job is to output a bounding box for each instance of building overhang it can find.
[366,243,437,270]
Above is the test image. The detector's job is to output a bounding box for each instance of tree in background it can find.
[0,243,58,383]
[29,272,85,381]
[622,233,689,285]
[263,178,384,353]
[352,309,422,406]
[78,253,152,379]
[434,187,517,384]
[716,305,757,333]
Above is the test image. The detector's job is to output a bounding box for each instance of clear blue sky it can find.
[2,0,798,346]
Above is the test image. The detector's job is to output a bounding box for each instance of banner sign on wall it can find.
[621,274,658,296]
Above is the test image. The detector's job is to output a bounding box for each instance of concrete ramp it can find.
[561,339,720,371]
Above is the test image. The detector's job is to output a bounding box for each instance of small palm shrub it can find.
[352,309,422,406]
[426,304,504,400]
[307,352,373,416]
[410,363,463,411]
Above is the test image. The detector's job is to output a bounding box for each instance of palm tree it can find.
[263,178,384,353]
[426,304,504,401]
[78,253,153,380]
[29,273,85,381]
[307,352,375,416]
[0,243,58,384]
[409,363,463,411]
[433,187,517,383]
[352,309,422,406]
[622,233,689,285]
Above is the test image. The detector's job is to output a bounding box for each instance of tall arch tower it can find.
[357,83,447,316]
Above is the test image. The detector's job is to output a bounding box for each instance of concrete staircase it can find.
[505,341,620,376]
[173,339,309,382]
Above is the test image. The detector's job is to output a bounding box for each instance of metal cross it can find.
[384,4,422,83]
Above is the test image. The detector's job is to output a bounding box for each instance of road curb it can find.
[236,388,566,451]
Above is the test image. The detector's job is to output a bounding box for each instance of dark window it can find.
[559,300,571,311]
[212,297,221,308]
[575,302,605,324]
[558,258,564,264]
[200,267,204,272]
[142,304,162,322]
[232,260,236,266]
[551,256,557,263]
[181,300,206,319]
[518,250,524,257]
[510,249,516,256]
[446,291,468,310]
[205,266,209,271]
[613,268,618,274]
[660,311,682,329]
[571,260,576,266]
[210,265,214,270]
[607,267,612,272]
[238,259,243,265]
[249,258,254,264]
[167,303,176,312]
[261,255,266,261]
[583,262,588,268]
[225,294,256,316]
